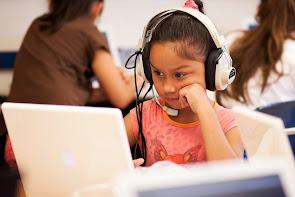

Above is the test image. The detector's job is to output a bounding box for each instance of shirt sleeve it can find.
[217,108,238,134]
[86,25,110,62]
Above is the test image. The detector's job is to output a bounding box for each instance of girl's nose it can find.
[163,78,176,93]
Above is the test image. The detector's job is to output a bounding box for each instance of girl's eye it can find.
[175,73,186,78]
[154,71,163,76]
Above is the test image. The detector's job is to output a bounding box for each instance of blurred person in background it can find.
[0,0,142,170]
[216,0,295,110]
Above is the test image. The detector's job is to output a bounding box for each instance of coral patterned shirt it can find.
[130,98,237,166]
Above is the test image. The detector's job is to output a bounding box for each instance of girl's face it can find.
[149,42,206,109]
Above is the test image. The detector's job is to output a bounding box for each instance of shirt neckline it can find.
[161,99,218,128]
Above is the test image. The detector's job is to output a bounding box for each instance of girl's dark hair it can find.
[40,0,103,33]
[148,0,214,63]
[216,0,295,105]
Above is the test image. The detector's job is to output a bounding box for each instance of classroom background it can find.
[0,0,259,99]
[0,0,258,49]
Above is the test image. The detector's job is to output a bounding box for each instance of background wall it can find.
[0,0,259,50]
[0,0,259,97]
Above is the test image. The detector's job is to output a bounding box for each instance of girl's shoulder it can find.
[214,102,236,119]
[214,103,238,131]
[63,16,97,33]
[280,39,295,73]
[26,15,48,30]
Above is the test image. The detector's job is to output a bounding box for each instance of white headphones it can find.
[136,7,236,91]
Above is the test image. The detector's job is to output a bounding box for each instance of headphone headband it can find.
[138,7,227,49]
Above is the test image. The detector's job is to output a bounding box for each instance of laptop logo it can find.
[61,151,77,166]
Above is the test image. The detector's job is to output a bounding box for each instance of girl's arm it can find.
[125,113,145,166]
[196,102,244,160]
[124,113,137,147]
[92,49,142,109]
[179,83,244,161]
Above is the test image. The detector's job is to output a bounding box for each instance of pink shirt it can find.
[130,98,237,166]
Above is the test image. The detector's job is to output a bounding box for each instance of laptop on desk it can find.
[1,102,134,197]
[112,159,295,197]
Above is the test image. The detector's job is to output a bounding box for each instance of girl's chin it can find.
[165,103,187,110]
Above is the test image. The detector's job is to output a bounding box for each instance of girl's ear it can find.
[91,1,104,22]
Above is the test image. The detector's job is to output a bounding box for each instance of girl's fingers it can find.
[179,88,189,107]
[133,158,144,167]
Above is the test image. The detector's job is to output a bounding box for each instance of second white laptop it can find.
[232,106,295,167]
[112,159,295,197]
[1,102,134,197]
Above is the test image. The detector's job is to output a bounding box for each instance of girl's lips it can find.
[166,98,179,102]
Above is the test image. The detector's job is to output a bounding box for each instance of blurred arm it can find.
[91,50,142,109]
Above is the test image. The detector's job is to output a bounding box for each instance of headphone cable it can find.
[125,51,152,165]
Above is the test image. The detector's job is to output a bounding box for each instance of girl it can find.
[216,0,295,109]
[124,0,244,166]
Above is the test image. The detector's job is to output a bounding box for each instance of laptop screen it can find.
[137,175,286,197]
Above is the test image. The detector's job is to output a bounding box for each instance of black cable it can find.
[138,84,152,165]
[124,51,152,165]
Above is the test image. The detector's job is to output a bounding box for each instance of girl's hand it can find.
[133,158,144,167]
[178,83,210,114]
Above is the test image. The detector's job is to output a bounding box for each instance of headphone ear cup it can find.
[215,51,236,90]
[142,46,153,84]
[205,48,222,91]
[137,54,149,83]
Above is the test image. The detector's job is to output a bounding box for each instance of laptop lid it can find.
[1,102,134,197]
[232,106,295,166]
[112,159,295,197]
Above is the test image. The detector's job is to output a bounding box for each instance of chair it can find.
[256,101,295,160]
[0,51,17,69]
[256,101,295,128]
[0,51,17,103]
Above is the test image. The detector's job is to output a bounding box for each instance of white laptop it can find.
[112,159,295,197]
[232,106,295,167]
[1,102,134,197]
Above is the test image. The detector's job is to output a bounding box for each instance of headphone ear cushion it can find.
[205,48,222,91]
[142,46,153,84]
